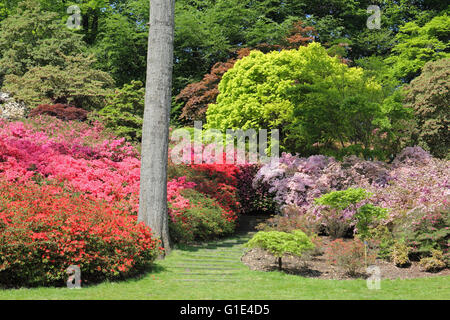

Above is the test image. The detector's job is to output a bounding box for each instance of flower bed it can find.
[0,116,239,246]
[0,180,162,287]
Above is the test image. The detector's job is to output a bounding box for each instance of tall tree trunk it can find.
[138,0,175,253]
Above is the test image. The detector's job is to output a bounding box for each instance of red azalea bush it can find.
[0,180,162,288]
[167,150,241,215]
[29,104,88,121]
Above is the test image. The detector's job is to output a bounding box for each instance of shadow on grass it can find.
[263,265,324,278]
[173,233,253,253]
[0,263,167,290]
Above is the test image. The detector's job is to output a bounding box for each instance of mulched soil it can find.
[241,237,450,280]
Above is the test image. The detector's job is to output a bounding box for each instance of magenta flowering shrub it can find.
[0,118,141,211]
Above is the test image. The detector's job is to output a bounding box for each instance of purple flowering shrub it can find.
[370,156,449,222]
[253,153,390,213]
[392,146,432,167]
[253,147,449,260]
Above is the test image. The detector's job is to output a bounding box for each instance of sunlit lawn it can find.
[1,235,449,300]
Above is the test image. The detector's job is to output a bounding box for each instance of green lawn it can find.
[1,234,449,300]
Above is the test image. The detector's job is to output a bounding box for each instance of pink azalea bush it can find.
[0,116,238,243]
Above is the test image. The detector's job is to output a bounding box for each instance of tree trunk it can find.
[138,0,175,253]
[278,257,282,271]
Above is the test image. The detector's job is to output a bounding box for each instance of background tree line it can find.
[0,0,448,158]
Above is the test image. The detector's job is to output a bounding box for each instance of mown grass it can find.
[1,235,449,300]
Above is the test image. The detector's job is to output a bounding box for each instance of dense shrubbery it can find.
[236,164,277,215]
[169,187,236,243]
[404,58,450,158]
[254,147,449,265]
[396,206,450,262]
[0,180,162,287]
[96,80,145,142]
[0,117,239,248]
[0,1,114,109]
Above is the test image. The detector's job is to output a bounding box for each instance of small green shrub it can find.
[169,188,236,244]
[419,249,446,273]
[315,188,371,211]
[366,225,395,260]
[390,242,411,268]
[245,230,315,270]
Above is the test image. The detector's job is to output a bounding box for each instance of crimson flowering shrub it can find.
[188,162,240,214]
[29,104,88,121]
[0,180,162,288]
[167,147,241,215]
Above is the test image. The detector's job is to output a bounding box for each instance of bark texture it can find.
[138,0,175,253]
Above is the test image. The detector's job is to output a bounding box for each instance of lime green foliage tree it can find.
[206,43,402,157]
[385,14,450,83]
[356,56,415,157]
[245,230,315,270]
[354,204,388,240]
[97,80,145,142]
[404,58,450,158]
[315,188,372,211]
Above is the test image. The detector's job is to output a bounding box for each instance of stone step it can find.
[177,272,239,276]
[177,254,243,259]
[175,258,242,263]
[169,279,240,282]
[167,266,241,270]
[170,263,243,268]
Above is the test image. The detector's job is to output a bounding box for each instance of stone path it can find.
[165,232,256,282]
